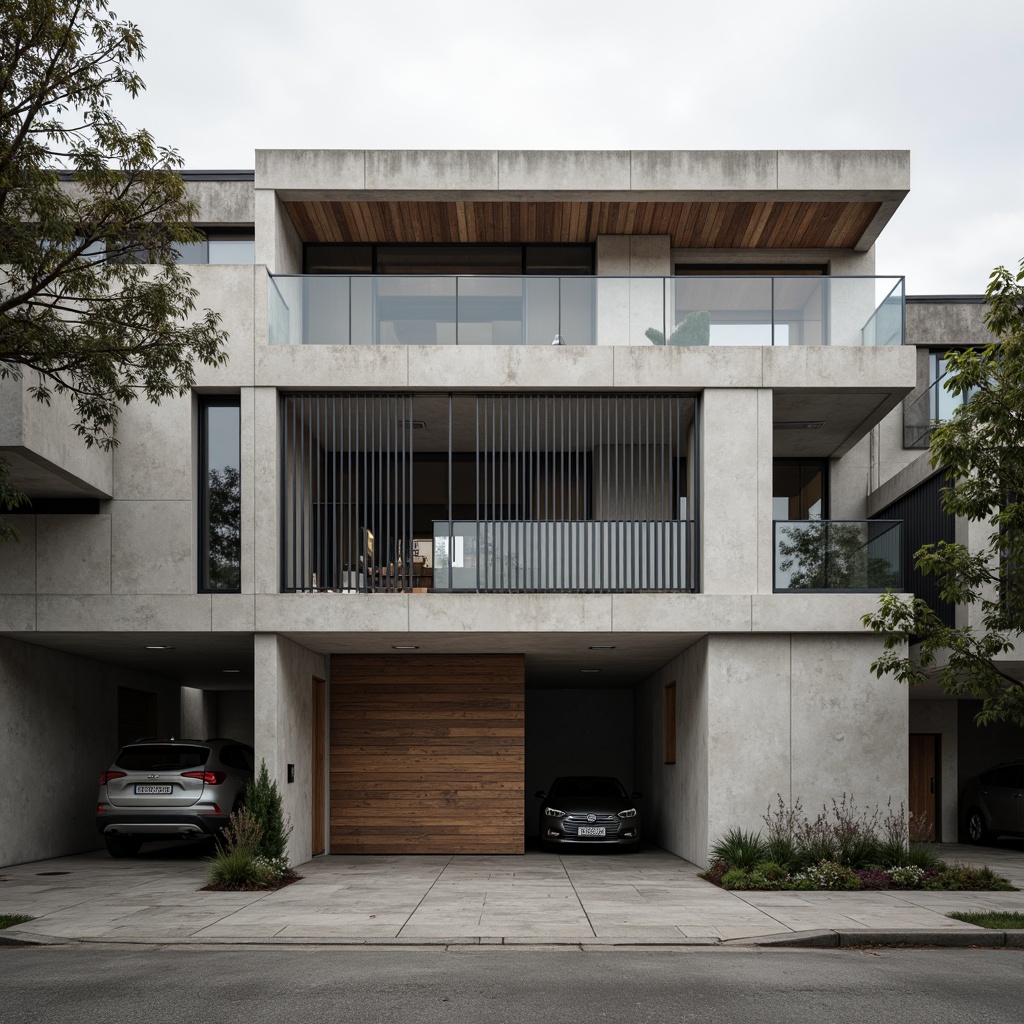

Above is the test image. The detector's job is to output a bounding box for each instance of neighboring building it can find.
[1,150,1020,868]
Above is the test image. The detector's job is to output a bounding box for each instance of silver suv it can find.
[95,738,254,857]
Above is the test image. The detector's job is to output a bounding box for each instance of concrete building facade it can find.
[2,150,1019,868]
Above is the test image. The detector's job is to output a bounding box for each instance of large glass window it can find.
[773,459,826,521]
[177,229,255,265]
[303,243,594,275]
[199,396,241,592]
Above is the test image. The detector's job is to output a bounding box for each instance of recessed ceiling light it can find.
[222,669,241,674]
[775,421,825,430]
[392,645,419,650]
[589,645,616,650]
[145,645,174,650]
[580,668,601,674]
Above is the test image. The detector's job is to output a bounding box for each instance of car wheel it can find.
[104,836,142,858]
[965,808,990,845]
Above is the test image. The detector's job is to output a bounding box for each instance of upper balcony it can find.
[268,274,905,349]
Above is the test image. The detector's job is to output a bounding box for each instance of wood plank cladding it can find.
[285,200,881,250]
[330,654,525,854]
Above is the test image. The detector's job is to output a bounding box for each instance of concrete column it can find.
[253,633,327,866]
[701,388,773,595]
[698,633,907,868]
[254,388,279,595]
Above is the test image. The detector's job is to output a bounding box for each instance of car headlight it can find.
[544,807,566,818]
[617,808,637,818]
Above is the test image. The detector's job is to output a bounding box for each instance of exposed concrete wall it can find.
[0,635,179,866]
[256,149,910,203]
[634,639,709,865]
[0,377,112,498]
[906,300,987,350]
[180,686,214,739]
[187,180,254,225]
[525,688,634,839]
[639,633,906,869]
[254,633,325,866]
[216,690,255,747]
[701,388,773,595]
[909,698,959,843]
[672,249,875,275]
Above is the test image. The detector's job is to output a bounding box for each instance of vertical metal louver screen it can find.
[434,394,690,592]
[281,394,414,592]
[282,392,695,594]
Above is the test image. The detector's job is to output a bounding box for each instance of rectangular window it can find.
[199,396,241,592]
[773,459,827,521]
[303,243,594,275]
[177,229,255,265]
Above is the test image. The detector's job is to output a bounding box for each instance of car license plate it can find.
[135,784,172,795]
[578,826,606,836]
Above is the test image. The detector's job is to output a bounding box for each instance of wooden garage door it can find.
[330,654,524,854]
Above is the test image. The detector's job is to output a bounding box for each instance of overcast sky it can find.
[119,0,1023,295]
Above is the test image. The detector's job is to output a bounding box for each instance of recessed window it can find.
[177,229,255,265]
[303,243,594,275]
[199,396,241,592]
[773,459,827,521]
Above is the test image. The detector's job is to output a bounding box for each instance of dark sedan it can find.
[536,776,641,852]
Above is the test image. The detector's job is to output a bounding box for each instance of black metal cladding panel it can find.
[874,473,956,627]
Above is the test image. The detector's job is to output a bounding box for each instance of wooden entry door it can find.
[312,677,326,856]
[909,733,940,842]
[330,654,525,854]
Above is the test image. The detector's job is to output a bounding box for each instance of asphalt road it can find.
[1,945,1022,1024]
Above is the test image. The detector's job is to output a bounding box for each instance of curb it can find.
[3,928,1023,950]
[746,928,1024,949]
[0,930,72,947]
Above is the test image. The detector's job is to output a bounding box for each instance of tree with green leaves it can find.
[863,259,1024,725]
[777,520,900,591]
[0,0,228,539]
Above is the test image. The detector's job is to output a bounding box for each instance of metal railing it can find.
[774,520,902,592]
[432,519,690,593]
[268,274,906,348]
[903,370,967,449]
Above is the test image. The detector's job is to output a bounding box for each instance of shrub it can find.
[925,863,1016,892]
[791,860,860,891]
[875,800,910,867]
[220,806,262,856]
[207,848,259,888]
[710,828,767,871]
[763,795,801,868]
[721,868,753,889]
[699,860,728,887]
[905,841,941,871]
[853,869,891,890]
[828,795,882,868]
[246,759,292,863]
[755,861,789,884]
[888,865,925,889]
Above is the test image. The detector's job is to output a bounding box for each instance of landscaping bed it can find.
[700,795,1017,892]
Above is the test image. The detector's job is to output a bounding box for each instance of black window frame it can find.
[198,394,242,594]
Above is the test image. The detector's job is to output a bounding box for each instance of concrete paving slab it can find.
[2,842,1024,947]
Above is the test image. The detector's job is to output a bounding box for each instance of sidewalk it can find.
[3,843,1024,948]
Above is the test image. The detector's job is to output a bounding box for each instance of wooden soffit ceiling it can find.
[284,199,882,249]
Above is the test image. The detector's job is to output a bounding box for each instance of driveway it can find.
[2,843,1024,945]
